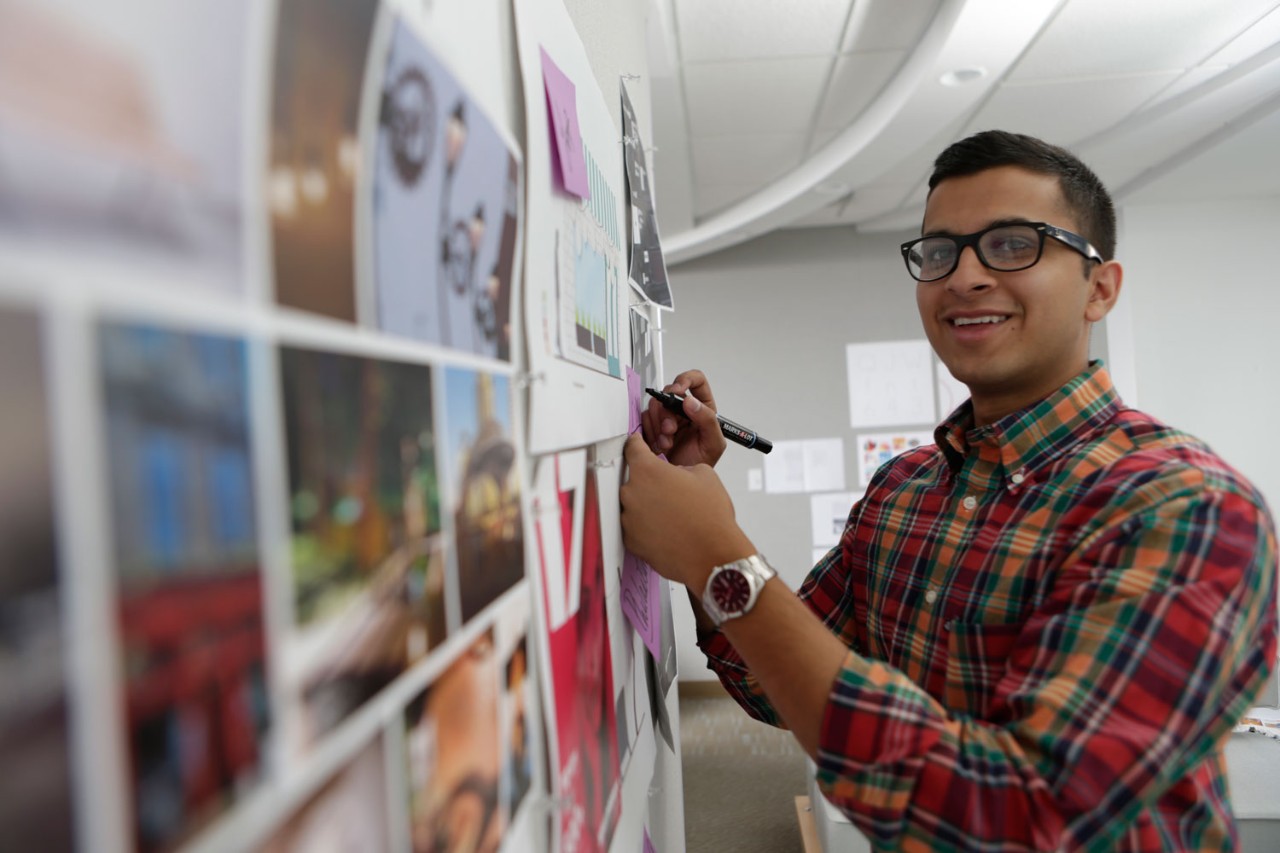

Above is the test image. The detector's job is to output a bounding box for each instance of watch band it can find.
[701,554,776,628]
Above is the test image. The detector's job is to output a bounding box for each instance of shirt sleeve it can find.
[814,480,1279,851]
[696,541,853,728]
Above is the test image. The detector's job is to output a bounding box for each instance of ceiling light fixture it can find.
[940,66,987,87]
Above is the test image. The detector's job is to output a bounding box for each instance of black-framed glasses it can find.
[900,221,1104,283]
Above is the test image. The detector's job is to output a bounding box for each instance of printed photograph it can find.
[99,322,268,852]
[628,306,658,388]
[269,0,380,321]
[405,629,504,853]
[0,0,249,288]
[373,19,521,358]
[544,463,621,853]
[262,736,390,852]
[441,367,523,624]
[621,82,672,309]
[0,308,73,853]
[281,346,446,745]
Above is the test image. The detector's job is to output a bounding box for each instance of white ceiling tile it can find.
[690,133,807,186]
[814,50,907,130]
[682,57,831,135]
[966,72,1183,149]
[842,0,942,52]
[676,0,852,63]
[1080,57,1280,193]
[1204,4,1280,66]
[1140,65,1232,111]
[694,183,768,218]
[1124,108,1280,203]
[1008,0,1280,81]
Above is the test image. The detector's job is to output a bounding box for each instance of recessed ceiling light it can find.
[940,66,987,87]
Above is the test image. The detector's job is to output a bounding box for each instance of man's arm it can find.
[621,434,1279,849]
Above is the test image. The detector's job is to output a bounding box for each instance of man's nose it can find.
[946,244,995,294]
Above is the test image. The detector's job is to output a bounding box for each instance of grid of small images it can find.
[0,1,537,848]
[0,0,672,850]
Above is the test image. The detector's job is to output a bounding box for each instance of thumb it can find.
[624,432,658,469]
[683,392,718,431]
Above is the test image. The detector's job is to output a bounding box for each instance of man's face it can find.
[916,165,1115,423]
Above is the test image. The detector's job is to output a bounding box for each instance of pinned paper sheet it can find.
[539,47,590,199]
[621,550,662,660]
[811,491,860,547]
[763,438,847,494]
[857,430,933,487]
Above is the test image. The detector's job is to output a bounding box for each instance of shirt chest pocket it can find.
[943,620,1024,719]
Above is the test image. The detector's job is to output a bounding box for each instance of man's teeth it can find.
[953,315,1006,326]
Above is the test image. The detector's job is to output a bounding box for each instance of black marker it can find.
[645,388,773,454]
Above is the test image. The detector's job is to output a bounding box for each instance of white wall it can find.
[662,226,927,680]
[1114,196,1280,513]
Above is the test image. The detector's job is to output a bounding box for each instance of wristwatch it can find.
[701,554,776,627]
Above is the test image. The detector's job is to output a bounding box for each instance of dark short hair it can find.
[928,130,1116,261]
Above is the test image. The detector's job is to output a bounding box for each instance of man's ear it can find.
[1084,259,1123,322]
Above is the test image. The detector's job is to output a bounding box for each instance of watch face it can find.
[710,568,752,614]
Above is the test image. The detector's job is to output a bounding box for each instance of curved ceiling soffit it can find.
[663,0,971,265]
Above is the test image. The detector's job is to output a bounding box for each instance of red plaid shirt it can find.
[700,364,1278,851]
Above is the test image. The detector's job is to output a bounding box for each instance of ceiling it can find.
[646,0,1280,264]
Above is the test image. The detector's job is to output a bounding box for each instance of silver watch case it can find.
[702,554,776,627]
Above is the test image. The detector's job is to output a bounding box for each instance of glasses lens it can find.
[977,225,1041,271]
[908,237,957,281]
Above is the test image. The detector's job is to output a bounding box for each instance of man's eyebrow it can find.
[921,216,1037,238]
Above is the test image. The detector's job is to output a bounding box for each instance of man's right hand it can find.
[640,369,727,468]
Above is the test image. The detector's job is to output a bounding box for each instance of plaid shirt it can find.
[700,364,1278,851]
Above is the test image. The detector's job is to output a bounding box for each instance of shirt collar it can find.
[934,361,1123,481]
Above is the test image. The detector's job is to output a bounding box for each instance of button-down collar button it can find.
[1011,470,1026,486]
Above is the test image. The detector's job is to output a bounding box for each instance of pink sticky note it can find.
[539,47,591,199]
[626,366,644,434]
[643,829,657,853]
[622,550,662,660]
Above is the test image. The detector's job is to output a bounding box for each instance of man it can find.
[620,130,1278,850]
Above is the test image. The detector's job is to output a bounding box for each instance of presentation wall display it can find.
[514,0,630,455]
[0,1,681,851]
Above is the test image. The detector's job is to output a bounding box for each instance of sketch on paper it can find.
[557,145,623,378]
[857,430,933,488]
[374,20,521,359]
[99,323,268,852]
[280,347,445,747]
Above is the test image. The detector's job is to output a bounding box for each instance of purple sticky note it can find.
[539,47,591,200]
[622,550,662,660]
[643,828,657,853]
[626,366,644,434]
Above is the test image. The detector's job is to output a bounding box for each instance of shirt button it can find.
[1011,470,1026,485]
[962,495,977,511]
[925,587,938,605]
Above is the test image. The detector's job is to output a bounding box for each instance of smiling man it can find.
[621,131,1278,851]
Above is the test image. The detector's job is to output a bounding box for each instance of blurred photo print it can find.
[262,736,390,853]
[404,629,504,853]
[0,307,73,853]
[269,0,379,321]
[99,322,268,852]
[440,367,523,623]
[0,0,250,288]
[373,19,521,359]
[280,347,446,746]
